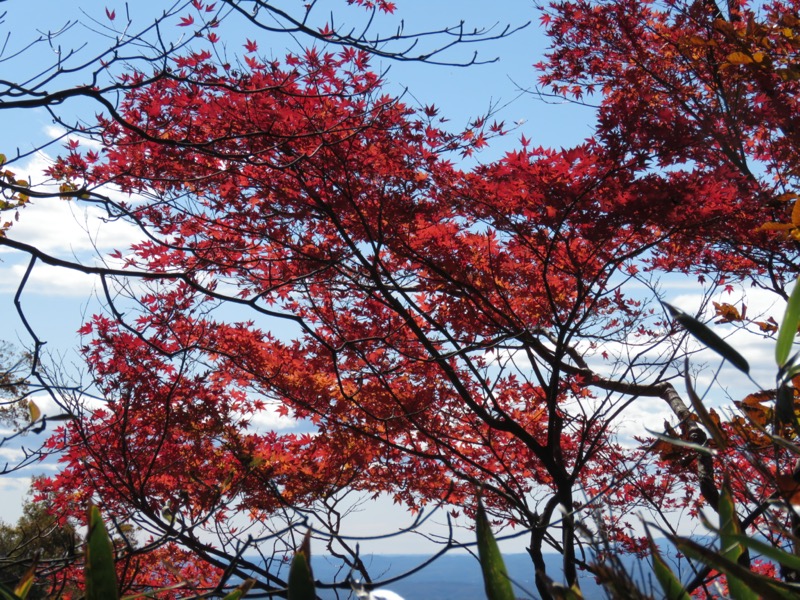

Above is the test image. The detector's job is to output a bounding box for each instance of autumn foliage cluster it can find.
[3,0,800,597]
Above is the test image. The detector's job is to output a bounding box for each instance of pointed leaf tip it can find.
[288,532,315,600]
[85,505,119,600]
[664,303,749,374]
[222,578,255,600]
[476,500,515,600]
[27,400,40,424]
[647,528,690,600]
[776,276,800,367]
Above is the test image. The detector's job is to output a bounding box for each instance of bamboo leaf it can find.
[646,528,690,600]
[731,534,800,573]
[718,483,742,563]
[718,483,756,600]
[0,582,22,600]
[221,579,255,600]
[645,429,716,456]
[776,276,800,367]
[664,303,749,373]
[669,534,793,600]
[12,560,35,599]
[85,505,119,600]
[476,500,516,600]
[775,383,799,431]
[684,358,727,449]
[288,532,315,600]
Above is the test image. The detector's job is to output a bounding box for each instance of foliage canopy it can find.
[2,0,800,597]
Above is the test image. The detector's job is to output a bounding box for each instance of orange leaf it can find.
[759,222,795,231]
[775,474,800,507]
[726,51,753,64]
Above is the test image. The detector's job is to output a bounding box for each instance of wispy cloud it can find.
[0,261,101,296]
[0,476,32,523]
[42,125,103,151]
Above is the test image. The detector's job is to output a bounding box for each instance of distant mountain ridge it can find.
[241,552,673,599]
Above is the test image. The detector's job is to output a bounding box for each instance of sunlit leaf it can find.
[727,51,754,64]
[791,200,800,227]
[777,276,800,367]
[12,560,35,599]
[85,505,119,600]
[288,532,315,600]
[221,579,255,600]
[27,400,40,423]
[476,500,515,600]
[759,222,797,231]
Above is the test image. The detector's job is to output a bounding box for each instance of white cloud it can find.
[1,151,143,256]
[616,395,673,442]
[0,261,100,296]
[42,125,103,151]
[0,476,32,523]
[0,152,146,297]
[7,193,143,255]
[249,403,297,431]
[0,446,26,463]
[26,392,74,419]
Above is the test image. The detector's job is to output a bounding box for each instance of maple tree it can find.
[2,0,800,597]
[537,0,800,593]
[0,0,526,596]
[0,483,80,598]
[0,342,31,430]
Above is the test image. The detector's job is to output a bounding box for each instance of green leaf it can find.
[718,484,743,563]
[646,528,690,600]
[776,276,800,367]
[476,500,516,600]
[85,505,119,600]
[0,581,22,600]
[12,560,35,599]
[775,383,799,431]
[645,429,716,456]
[288,532,315,600]
[664,303,749,373]
[221,579,255,600]
[684,358,727,449]
[779,353,800,383]
[669,533,799,599]
[120,582,188,599]
[718,484,756,600]
[731,534,800,574]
